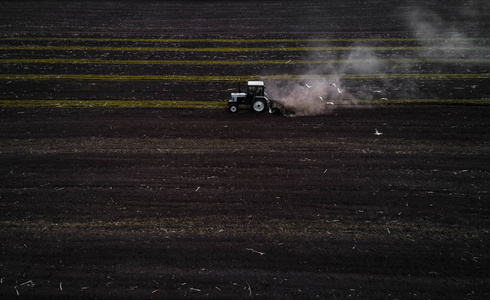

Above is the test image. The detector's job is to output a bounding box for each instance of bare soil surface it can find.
[1,106,489,299]
[0,1,489,299]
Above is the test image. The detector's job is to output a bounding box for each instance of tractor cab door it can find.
[246,86,256,100]
[254,86,264,97]
[246,85,264,99]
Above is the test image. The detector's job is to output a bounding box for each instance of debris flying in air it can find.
[329,83,344,94]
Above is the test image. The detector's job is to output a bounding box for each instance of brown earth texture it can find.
[1,1,489,299]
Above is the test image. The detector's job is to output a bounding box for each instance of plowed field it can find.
[1,1,489,299]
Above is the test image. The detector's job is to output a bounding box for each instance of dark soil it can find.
[0,1,489,299]
[1,106,489,299]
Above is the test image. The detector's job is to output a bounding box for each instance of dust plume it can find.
[266,44,387,116]
[403,6,479,57]
[267,77,352,117]
[265,3,485,116]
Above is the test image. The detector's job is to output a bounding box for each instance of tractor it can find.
[228,81,292,115]
[228,81,269,113]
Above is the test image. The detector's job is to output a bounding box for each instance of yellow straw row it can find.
[0,100,227,109]
[0,73,488,81]
[0,58,488,65]
[2,37,488,43]
[0,45,486,52]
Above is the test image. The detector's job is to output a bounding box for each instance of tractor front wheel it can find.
[228,104,238,113]
[252,100,266,113]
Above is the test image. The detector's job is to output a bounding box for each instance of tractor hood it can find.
[229,92,247,103]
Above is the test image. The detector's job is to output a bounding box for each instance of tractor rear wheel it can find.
[252,100,266,113]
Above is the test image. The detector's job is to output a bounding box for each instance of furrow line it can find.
[1,99,489,109]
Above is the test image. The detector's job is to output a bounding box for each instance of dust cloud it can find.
[267,78,351,117]
[403,5,480,58]
[265,3,485,116]
[266,44,387,116]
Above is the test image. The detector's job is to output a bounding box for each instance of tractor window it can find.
[256,86,264,96]
[247,86,264,96]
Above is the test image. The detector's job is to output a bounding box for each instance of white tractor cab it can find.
[228,81,268,113]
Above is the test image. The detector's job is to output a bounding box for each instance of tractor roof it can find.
[248,81,264,86]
